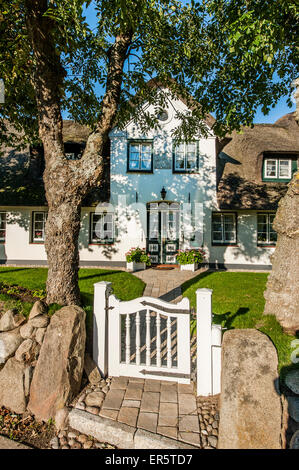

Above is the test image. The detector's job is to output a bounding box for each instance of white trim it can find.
[264,158,292,180]
[212,212,236,244]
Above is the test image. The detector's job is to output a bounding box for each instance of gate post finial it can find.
[93,281,112,378]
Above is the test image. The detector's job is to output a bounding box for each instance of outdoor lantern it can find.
[160,186,167,200]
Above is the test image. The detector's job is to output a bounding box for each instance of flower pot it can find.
[180,263,198,272]
[126,261,146,272]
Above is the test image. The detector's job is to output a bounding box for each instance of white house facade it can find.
[0,89,298,270]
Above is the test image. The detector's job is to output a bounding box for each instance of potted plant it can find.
[176,248,205,271]
[126,247,151,272]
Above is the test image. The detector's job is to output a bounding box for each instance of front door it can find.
[147,202,180,264]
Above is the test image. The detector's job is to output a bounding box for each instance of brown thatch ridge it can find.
[217,112,299,210]
[0,120,107,206]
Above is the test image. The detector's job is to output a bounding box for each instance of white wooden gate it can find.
[108,295,191,383]
[93,282,222,394]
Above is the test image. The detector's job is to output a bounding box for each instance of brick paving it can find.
[97,376,209,447]
[133,266,207,303]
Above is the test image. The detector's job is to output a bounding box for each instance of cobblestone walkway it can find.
[73,376,219,448]
[66,266,219,450]
[133,266,207,302]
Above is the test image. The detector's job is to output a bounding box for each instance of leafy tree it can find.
[0,0,298,321]
[203,0,299,333]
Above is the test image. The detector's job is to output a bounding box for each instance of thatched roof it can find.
[217,112,299,210]
[0,120,108,206]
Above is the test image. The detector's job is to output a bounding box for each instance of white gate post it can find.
[196,288,213,396]
[93,281,112,377]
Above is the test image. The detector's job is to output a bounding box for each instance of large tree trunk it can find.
[263,170,299,335]
[25,0,132,305]
[264,79,299,334]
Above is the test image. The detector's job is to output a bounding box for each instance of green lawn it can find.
[0,267,296,374]
[0,267,145,331]
[181,271,296,373]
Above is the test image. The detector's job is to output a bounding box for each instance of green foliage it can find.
[125,247,151,266]
[176,248,205,265]
[182,271,296,371]
[0,0,297,151]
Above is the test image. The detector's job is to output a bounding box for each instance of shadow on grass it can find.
[0,268,35,275]
[181,269,215,294]
[213,307,250,329]
[78,270,124,281]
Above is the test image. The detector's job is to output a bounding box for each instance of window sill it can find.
[126,170,153,174]
[212,243,238,247]
[89,242,114,246]
[257,244,276,248]
[173,170,199,174]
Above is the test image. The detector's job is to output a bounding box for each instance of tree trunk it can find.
[263,170,299,335]
[24,1,132,305]
[263,79,299,335]
[45,200,81,305]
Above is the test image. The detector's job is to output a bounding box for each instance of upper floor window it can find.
[212,212,237,245]
[64,143,84,160]
[90,212,114,244]
[257,213,277,245]
[32,211,47,243]
[173,142,198,172]
[127,141,153,172]
[263,154,297,181]
[0,212,6,242]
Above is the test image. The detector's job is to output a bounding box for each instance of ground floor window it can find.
[90,212,114,244]
[32,211,47,243]
[212,213,237,244]
[257,213,277,245]
[0,212,6,242]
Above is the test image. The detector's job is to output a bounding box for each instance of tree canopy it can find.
[0,0,298,148]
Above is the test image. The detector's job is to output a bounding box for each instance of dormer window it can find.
[263,154,297,181]
[64,143,84,160]
[127,141,153,172]
[173,142,198,172]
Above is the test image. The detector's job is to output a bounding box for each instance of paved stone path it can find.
[134,266,207,302]
[73,376,219,448]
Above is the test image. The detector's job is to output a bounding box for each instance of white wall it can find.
[209,211,274,267]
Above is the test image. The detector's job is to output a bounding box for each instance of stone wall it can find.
[0,301,86,422]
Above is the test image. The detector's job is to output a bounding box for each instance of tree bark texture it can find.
[263,81,299,335]
[264,170,299,335]
[25,0,132,305]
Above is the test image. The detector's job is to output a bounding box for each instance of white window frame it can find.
[0,212,6,242]
[212,213,237,244]
[128,141,153,171]
[264,158,292,180]
[90,212,114,244]
[174,141,198,172]
[32,211,47,243]
[257,213,277,245]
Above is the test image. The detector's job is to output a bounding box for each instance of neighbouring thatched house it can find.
[0,88,298,269]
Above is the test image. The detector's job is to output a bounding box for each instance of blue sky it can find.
[82,3,295,125]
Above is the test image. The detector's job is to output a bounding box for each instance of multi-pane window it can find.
[257,213,277,245]
[128,142,152,171]
[0,212,6,242]
[90,212,114,243]
[264,158,292,180]
[32,212,47,242]
[212,213,236,244]
[174,142,198,171]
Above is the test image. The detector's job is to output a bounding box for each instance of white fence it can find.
[93,282,222,396]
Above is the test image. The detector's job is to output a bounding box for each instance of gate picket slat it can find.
[146,309,151,366]
[125,313,131,364]
[156,312,161,367]
[167,316,172,368]
[136,311,141,365]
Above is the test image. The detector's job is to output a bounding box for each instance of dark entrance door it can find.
[147,202,180,264]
